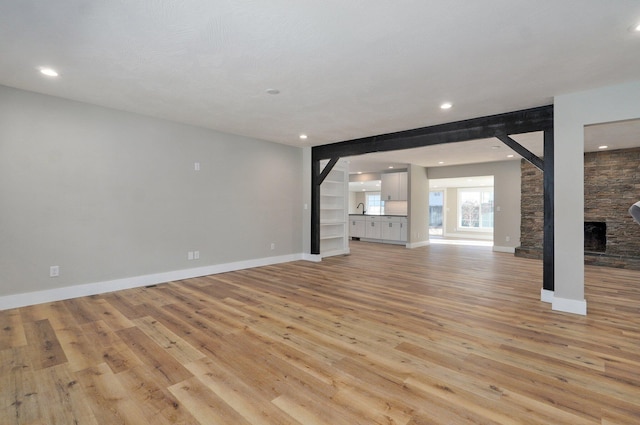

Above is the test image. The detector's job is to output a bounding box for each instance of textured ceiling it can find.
[1,1,639,149]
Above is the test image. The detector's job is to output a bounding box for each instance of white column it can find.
[553,80,640,315]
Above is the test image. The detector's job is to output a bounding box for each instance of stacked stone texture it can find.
[516,147,640,269]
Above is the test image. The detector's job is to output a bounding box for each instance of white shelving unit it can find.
[320,159,349,257]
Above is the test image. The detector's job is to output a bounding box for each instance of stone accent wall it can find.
[517,160,543,259]
[516,148,640,269]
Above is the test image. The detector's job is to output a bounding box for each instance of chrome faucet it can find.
[356,202,366,215]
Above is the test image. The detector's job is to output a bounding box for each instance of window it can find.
[366,192,383,215]
[458,188,494,230]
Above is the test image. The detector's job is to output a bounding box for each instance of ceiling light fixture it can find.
[440,102,453,110]
[299,134,307,140]
[598,145,608,149]
[357,171,362,174]
[39,67,58,77]
[491,145,501,149]
[438,161,444,164]
[507,154,514,158]
[266,88,280,95]
[635,23,640,31]
[388,166,394,169]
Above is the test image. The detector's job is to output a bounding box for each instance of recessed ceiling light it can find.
[357,171,362,174]
[491,145,501,150]
[438,161,444,164]
[507,154,514,158]
[266,88,280,95]
[598,145,608,149]
[362,189,365,192]
[39,67,58,77]
[388,166,394,169]
[634,23,640,32]
[440,102,453,110]
[360,182,364,185]
[299,134,307,140]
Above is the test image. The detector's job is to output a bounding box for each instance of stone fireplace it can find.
[516,147,640,269]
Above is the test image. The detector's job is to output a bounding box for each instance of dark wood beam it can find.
[311,159,321,255]
[318,157,339,185]
[495,134,544,171]
[543,128,554,292]
[312,105,553,160]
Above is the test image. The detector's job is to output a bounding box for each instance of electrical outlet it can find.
[194,162,200,171]
[194,250,200,260]
[270,243,275,250]
[188,251,194,260]
[49,265,59,277]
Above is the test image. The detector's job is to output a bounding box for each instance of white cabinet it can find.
[365,216,382,239]
[381,216,408,242]
[320,159,349,257]
[381,172,408,201]
[400,218,408,242]
[381,217,401,241]
[349,216,365,238]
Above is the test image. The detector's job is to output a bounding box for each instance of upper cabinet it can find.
[381,172,408,201]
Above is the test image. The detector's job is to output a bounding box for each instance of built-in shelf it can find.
[320,159,349,257]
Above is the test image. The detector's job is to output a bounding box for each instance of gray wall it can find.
[0,85,303,297]
[427,160,521,250]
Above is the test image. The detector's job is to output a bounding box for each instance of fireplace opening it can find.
[585,222,606,253]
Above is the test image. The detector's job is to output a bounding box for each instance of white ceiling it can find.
[1,1,639,151]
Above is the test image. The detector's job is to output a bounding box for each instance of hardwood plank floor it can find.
[2,240,640,424]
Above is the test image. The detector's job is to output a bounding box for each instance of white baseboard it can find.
[493,246,516,253]
[406,240,430,249]
[0,253,304,311]
[302,253,322,262]
[540,289,554,303]
[552,296,587,316]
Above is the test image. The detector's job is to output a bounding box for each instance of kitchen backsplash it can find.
[384,201,407,216]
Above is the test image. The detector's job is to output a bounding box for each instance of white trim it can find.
[541,289,554,303]
[406,240,430,249]
[552,296,587,316]
[492,246,515,253]
[0,253,303,311]
[302,253,322,262]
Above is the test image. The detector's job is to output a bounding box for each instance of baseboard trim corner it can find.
[493,246,516,253]
[552,296,587,315]
[406,240,430,249]
[303,253,322,262]
[540,289,554,303]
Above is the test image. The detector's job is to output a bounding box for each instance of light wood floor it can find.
[2,241,640,424]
